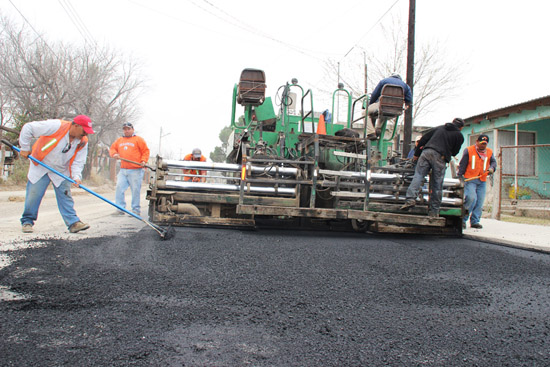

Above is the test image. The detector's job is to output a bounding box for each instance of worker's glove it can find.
[192,177,201,183]
[458,175,465,184]
[488,168,494,175]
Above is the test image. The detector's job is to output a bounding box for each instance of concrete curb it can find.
[463,233,550,254]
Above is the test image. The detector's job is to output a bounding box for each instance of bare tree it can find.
[0,14,144,179]
[321,16,465,122]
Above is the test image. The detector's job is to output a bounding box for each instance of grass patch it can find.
[500,215,550,226]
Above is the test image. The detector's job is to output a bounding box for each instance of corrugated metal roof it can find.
[464,95,550,125]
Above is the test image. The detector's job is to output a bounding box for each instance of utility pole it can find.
[403,0,416,158]
[158,127,170,156]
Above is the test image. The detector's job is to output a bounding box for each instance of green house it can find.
[463,95,550,201]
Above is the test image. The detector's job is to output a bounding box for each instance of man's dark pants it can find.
[405,149,447,214]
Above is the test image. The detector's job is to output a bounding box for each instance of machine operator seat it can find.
[237,68,266,106]
[376,84,405,119]
[367,84,405,140]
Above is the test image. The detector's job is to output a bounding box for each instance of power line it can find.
[188,0,337,60]
[7,0,60,61]
[342,0,401,59]
[57,0,97,47]
[189,0,318,59]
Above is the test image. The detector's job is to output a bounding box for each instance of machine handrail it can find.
[300,88,314,133]
[331,87,352,128]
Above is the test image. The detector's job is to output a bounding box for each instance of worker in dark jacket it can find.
[400,118,465,217]
[366,73,413,139]
[457,134,497,229]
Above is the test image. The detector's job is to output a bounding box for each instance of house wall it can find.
[461,105,550,198]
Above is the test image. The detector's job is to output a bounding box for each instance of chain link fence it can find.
[490,144,550,221]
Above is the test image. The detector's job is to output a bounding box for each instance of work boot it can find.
[462,222,467,229]
[400,199,416,210]
[366,133,377,141]
[22,223,33,233]
[69,221,90,233]
[470,223,483,229]
[428,211,439,219]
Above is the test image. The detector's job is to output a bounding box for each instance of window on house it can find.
[498,130,536,176]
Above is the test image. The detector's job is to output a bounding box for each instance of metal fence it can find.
[490,144,550,220]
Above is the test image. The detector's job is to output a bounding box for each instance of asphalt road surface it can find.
[1,226,550,367]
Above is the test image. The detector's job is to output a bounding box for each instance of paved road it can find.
[1,226,549,366]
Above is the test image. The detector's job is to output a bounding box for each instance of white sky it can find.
[2,0,549,159]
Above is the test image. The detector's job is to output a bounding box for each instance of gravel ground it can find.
[1,227,550,366]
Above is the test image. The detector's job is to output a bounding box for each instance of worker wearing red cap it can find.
[457,134,497,229]
[183,148,207,182]
[18,115,95,234]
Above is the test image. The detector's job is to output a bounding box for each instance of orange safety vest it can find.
[182,153,206,181]
[31,120,88,176]
[464,145,492,182]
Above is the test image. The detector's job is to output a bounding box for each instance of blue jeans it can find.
[115,168,144,214]
[21,174,80,228]
[463,179,486,225]
[406,149,447,213]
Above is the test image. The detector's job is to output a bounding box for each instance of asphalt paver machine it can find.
[147,69,464,234]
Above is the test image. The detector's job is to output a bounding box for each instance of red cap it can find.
[73,115,94,134]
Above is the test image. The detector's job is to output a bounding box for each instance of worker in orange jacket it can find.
[183,148,207,182]
[109,122,150,215]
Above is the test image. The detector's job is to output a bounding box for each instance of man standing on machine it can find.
[110,122,150,216]
[19,115,95,233]
[400,118,465,218]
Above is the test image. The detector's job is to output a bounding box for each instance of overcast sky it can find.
[2,0,549,158]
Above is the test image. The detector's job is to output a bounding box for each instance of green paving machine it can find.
[147,68,464,234]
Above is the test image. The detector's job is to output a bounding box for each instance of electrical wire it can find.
[185,0,329,61]
[7,0,61,61]
[342,0,401,59]
[58,0,97,47]
[199,0,338,58]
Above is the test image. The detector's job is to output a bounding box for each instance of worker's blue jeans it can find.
[115,168,144,214]
[405,149,447,214]
[21,174,80,228]
[463,178,486,225]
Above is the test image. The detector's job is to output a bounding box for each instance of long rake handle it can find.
[117,157,155,171]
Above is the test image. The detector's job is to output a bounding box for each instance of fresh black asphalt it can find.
[1,227,550,366]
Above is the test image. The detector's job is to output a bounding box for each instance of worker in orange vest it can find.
[183,148,207,182]
[18,115,95,234]
[457,134,497,229]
